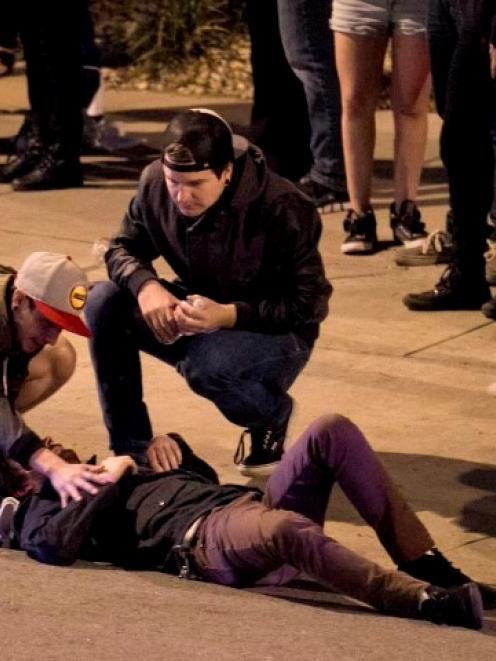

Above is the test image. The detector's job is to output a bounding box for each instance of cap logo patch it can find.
[69,285,88,311]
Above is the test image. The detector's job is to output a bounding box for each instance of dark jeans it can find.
[85,281,311,458]
[429,0,495,282]
[20,1,84,159]
[277,0,346,191]
[193,414,433,615]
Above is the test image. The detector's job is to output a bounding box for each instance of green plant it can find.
[91,0,246,72]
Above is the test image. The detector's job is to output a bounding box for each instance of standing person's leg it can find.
[264,414,433,564]
[12,0,84,191]
[333,28,387,253]
[389,30,431,247]
[277,0,348,208]
[404,0,493,310]
[245,0,312,181]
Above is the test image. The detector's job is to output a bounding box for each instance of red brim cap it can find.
[34,300,92,338]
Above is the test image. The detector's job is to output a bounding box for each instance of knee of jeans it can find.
[85,280,124,329]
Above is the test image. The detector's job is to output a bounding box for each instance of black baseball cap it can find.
[161,108,247,172]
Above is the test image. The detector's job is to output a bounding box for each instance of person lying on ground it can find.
[1,414,495,630]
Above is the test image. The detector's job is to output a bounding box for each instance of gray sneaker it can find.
[395,230,453,267]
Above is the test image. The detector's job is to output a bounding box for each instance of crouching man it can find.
[4,414,495,630]
[0,252,111,507]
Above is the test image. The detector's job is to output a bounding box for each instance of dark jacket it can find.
[14,439,261,571]
[106,146,332,346]
[0,275,44,466]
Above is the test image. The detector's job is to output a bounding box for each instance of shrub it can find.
[91,0,246,73]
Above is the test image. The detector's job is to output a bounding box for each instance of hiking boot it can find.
[420,584,483,630]
[390,200,427,248]
[0,496,20,548]
[403,267,491,311]
[234,410,292,477]
[394,230,453,267]
[297,175,349,211]
[341,209,377,254]
[400,548,496,610]
[12,152,83,191]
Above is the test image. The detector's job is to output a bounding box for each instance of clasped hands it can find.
[137,280,236,344]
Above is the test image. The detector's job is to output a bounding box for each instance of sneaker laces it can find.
[396,201,425,234]
[420,229,452,256]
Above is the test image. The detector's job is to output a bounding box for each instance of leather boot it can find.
[11,149,83,191]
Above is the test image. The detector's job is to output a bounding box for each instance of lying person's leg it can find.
[264,413,496,608]
[192,496,483,629]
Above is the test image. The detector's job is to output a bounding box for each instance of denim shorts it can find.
[331,0,428,35]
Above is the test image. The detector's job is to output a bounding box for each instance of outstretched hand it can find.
[99,455,138,483]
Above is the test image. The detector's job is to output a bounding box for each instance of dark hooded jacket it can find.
[105,145,331,347]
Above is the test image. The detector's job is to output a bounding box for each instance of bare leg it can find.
[15,336,76,413]
[391,32,431,208]
[334,32,388,213]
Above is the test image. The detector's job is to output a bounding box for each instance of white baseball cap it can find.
[15,252,91,338]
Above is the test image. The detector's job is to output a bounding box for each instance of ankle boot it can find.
[11,148,82,191]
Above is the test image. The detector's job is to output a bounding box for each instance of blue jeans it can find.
[193,414,433,614]
[85,281,311,458]
[277,0,346,190]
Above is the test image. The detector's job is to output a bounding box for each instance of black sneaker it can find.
[0,150,42,183]
[296,175,349,211]
[403,267,491,311]
[399,548,496,610]
[390,200,427,248]
[481,296,496,319]
[234,413,291,477]
[341,209,377,254]
[420,583,483,630]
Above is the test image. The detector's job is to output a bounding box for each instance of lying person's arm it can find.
[16,456,136,565]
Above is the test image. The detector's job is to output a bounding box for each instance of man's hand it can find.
[99,455,137,483]
[174,295,236,335]
[137,280,181,344]
[30,447,113,508]
[147,434,183,472]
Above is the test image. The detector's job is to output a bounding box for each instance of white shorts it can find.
[331,0,427,36]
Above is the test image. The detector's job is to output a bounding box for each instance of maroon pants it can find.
[193,414,433,616]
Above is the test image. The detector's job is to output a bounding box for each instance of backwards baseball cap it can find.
[15,252,91,338]
[161,108,247,173]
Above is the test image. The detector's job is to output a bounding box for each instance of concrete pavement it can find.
[1,69,496,659]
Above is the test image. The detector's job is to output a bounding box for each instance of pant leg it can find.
[178,330,311,429]
[85,280,186,458]
[430,0,494,282]
[277,0,346,189]
[245,0,312,180]
[21,1,83,160]
[264,414,434,565]
[193,496,427,617]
